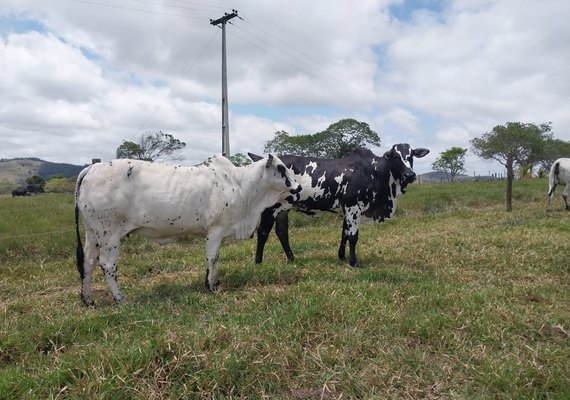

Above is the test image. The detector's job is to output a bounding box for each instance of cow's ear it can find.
[248,152,264,162]
[383,148,395,159]
[413,148,430,158]
[265,154,274,168]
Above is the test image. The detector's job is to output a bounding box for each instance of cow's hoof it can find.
[80,294,95,307]
[205,276,220,292]
[114,295,126,305]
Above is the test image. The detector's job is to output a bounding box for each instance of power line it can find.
[228,22,378,105]
[234,16,446,135]
[124,0,230,14]
[240,17,358,88]
[135,28,219,135]
[164,0,230,11]
[71,0,211,19]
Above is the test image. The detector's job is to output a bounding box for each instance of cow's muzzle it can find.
[403,172,416,184]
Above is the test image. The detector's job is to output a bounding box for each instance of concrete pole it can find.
[210,10,238,158]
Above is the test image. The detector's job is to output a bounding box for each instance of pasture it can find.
[0,179,569,399]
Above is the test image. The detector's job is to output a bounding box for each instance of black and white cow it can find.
[547,158,570,211]
[75,154,301,306]
[252,144,429,267]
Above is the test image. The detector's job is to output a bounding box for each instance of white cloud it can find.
[0,0,568,177]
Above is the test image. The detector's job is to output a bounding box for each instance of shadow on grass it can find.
[128,264,305,305]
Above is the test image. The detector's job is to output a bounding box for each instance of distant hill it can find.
[0,158,87,184]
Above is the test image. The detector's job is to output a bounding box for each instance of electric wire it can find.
[135,28,220,135]
[71,0,211,19]
[228,22,378,106]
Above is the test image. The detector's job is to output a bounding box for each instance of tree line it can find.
[6,119,568,213]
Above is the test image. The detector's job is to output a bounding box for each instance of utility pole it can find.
[210,9,238,158]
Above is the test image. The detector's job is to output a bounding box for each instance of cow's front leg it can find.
[256,208,276,264]
[347,231,359,267]
[275,210,294,261]
[342,206,361,267]
[205,231,223,291]
[563,184,570,211]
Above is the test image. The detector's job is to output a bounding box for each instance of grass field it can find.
[1,179,569,399]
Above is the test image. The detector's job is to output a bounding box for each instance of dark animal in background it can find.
[547,158,570,211]
[252,144,429,267]
[11,188,28,197]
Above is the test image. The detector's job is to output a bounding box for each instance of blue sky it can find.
[1,0,569,175]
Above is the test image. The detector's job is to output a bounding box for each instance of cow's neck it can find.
[233,162,281,239]
[365,158,405,221]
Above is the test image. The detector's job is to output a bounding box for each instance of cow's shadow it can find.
[131,263,305,305]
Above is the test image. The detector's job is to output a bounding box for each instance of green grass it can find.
[1,180,569,399]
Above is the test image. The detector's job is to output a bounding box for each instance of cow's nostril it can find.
[404,172,416,182]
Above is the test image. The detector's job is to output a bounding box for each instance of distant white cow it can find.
[75,154,301,306]
[547,158,570,211]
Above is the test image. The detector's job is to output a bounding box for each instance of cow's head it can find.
[248,153,302,195]
[383,144,429,185]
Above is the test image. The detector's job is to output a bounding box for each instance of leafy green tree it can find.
[538,138,570,171]
[432,147,467,182]
[26,175,46,194]
[116,131,186,162]
[264,119,380,158]
[228,153,252,167]
[45,177,75,193]
[471,122,552,211]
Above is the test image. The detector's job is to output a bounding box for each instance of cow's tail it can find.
[548,161,561,197]
[74,166,92,280]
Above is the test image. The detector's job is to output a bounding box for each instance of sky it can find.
[1,0,569,175]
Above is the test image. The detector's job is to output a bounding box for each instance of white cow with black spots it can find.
[74,154,301,306]
[547,158,570,211]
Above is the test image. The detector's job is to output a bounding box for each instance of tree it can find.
[264,118,381,158]
[432,147,467,182]
[116,131,186,162]
[26,175,46,194]
[538,138,570,172]
[45,177,75,193]
[228,153,252,167]
[471,122,552,211]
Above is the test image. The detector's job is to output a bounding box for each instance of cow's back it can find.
[77,158,237,237]
[278,150,382,212]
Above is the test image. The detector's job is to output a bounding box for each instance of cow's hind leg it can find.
[205,230,223,291]
[256,208,276,264]
[338,223,348,261]
[99,237,125,304]
[275,210,294,261]
[546,183,557,211]
[80,228,99,306]
[563,183,570,211]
